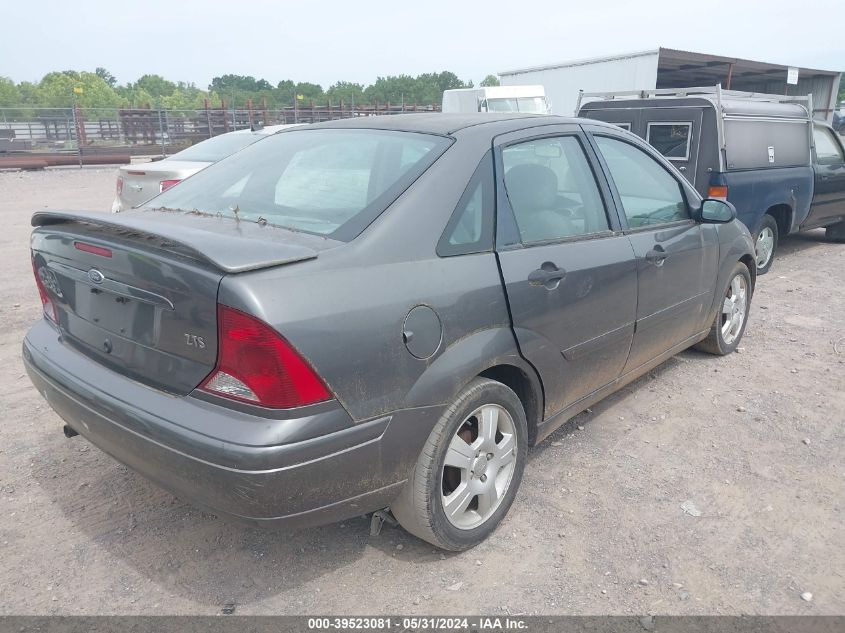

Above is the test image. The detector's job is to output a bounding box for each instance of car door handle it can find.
[528,263,567,289]
[645,246,667,267]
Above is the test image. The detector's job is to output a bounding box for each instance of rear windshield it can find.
[169,131,264,163]
[149,129,450,240]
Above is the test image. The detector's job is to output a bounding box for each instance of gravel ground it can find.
[0,168,842,616]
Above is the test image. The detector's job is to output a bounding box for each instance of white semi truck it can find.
[441,85,551,114]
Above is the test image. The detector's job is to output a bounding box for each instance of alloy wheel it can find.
[440,404,518,530]
[721,273,748,346]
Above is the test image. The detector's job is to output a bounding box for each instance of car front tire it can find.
[695,261,753,356]
[390,378,528,551]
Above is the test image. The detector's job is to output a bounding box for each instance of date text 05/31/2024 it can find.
[306,617,528,631]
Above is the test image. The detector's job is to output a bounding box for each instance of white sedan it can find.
[111,124,297,212]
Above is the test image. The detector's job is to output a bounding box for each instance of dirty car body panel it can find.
[24,114,755,529]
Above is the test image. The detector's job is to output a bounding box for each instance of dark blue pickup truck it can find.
[578,87,845,273]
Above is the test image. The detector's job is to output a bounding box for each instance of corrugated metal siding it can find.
[500,52,660,116]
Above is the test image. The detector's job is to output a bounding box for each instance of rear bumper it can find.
[23,319,441,528]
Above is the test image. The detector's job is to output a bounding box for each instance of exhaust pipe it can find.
[62,425,79,438]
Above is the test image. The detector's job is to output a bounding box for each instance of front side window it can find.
[813,126,845,165]
[502,136,609,243]
[148,129,450,240]
[646,122,692,160]
[594,136,689,228]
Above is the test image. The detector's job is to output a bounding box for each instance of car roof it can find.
[306,113,581,135]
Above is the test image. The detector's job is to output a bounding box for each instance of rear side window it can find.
[594,136,689,228]
[501,136,609,243]
[646,122,692,160]
[813,126,845,165]
[151,129,451,241]
[170,132,262,162]
[437,152,494,256]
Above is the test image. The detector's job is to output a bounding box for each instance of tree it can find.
[38,71,123,109]
[115,84,152,108]
[132,74,176,99]
[0,76,20,107]
[480,74,500,87]
[415,71,472,103]
[95,67,117,88]
[326,81,364,105]
[295,82,324,101]
[364,74,418,104]
[16,81,41,105]
[0,68,469,111]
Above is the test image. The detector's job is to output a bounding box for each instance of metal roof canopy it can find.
[656,48,839,116]
[500,47,841,119]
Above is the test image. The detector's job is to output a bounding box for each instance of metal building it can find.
[499,48,841,122]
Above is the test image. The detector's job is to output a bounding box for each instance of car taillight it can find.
[708,185,729,200]
[31,257,57,322]
[159,179,181,193]
[199,305,331,409]
[116,176,123,197]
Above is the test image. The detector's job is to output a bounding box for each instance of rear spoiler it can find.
[32,210,322,274]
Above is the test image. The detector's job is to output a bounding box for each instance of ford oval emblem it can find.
[88,269,105,284]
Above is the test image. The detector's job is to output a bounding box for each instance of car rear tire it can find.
[390,378,528,551]
[695,261,752,356]
[754,215,778,275]
[826,221,845,242]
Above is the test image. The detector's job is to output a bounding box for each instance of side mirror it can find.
[699,198,736,224]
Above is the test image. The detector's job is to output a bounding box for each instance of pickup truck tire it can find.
[695,261,753,356]
[754,215,778,275]
[390,378,528,551]
[826,221,845,242]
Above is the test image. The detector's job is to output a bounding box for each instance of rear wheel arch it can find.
[478,364,544,445]
[764,203,792,236]
[402,327,542,415]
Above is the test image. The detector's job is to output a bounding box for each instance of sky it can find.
[1,0,842,88]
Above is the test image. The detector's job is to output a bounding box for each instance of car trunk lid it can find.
[118,160,210,208]
[31,209,331,395]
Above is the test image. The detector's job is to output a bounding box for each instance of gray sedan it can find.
[25,114,756,550]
